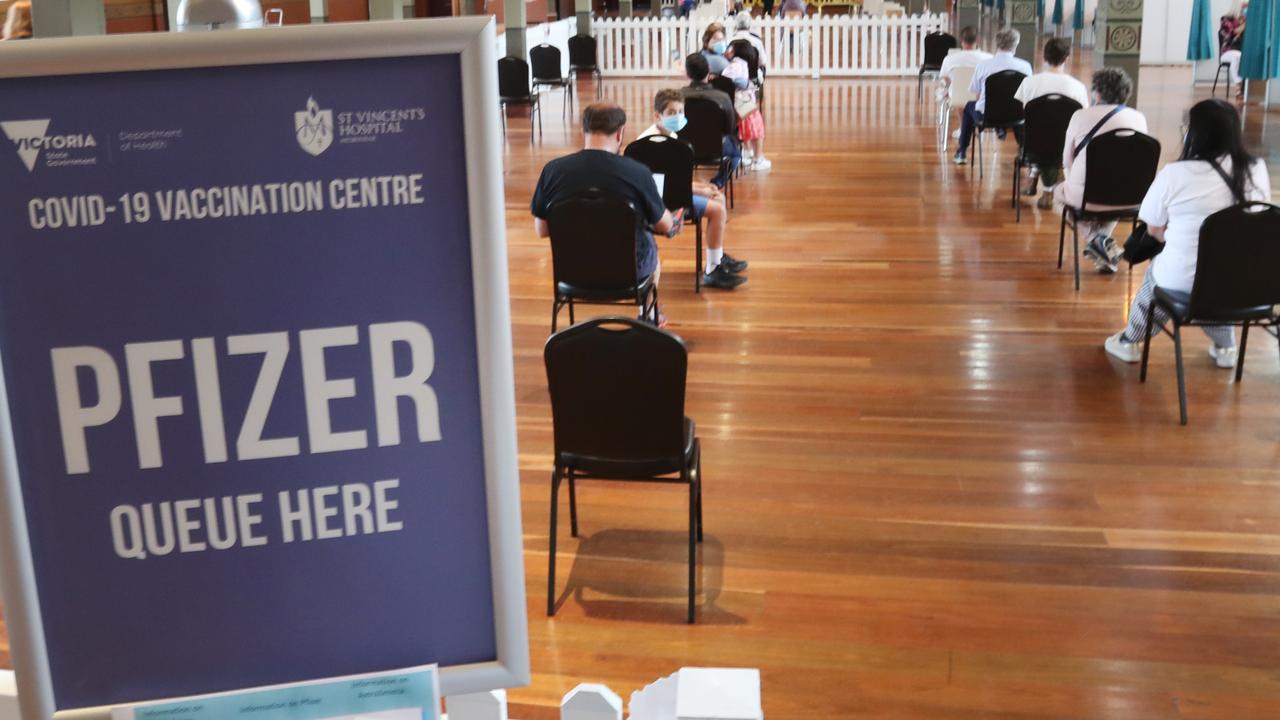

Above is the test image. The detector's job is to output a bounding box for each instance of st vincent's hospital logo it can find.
[295,97,334,156]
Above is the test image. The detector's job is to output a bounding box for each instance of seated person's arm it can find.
[652,209,677,236]
[1146,225,1166,242]
[534,217,550,238]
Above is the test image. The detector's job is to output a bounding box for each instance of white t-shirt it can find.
[939,49,991,81]
[1014,71,1089,109]
[1142,157,1272,293]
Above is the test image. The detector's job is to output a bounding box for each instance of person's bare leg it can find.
[705,198,726,251]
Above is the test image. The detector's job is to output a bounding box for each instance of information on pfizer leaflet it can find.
[0,56,495,709]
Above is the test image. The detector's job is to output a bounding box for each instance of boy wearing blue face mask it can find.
[638,89,748,290]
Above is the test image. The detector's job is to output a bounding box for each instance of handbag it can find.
[1122,221,1163,265]
[734,91,758,118]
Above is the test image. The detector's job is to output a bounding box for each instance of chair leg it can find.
[687,466,697,625]
[694,439,703,542]
[1058,210,1067,269]
[1173,323,1188,425]
[568,298,575,326]
[562,84,569,122]
[547,468,560,616]
[1140,300,1156,383]
[977,130,984,179]
[596,69,603,99]
[567,469,579,537]
[1071,220,1081,291]
[695,218,703,294]
[917,69,924,103]
[551,298,560,333]
[500,102,507,138]
[1236,322,1250,383]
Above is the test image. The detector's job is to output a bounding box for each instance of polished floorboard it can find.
[5,67,1280,719]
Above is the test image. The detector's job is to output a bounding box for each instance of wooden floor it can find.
[6,67,1280,718]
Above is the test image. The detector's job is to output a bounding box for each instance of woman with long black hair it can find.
[1104,99,1271,369]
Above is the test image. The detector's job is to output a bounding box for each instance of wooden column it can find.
[957,0,979,32]
[1009,0,1036,64]
[1094,0,1142,103]
[31,0,105,36]
[505,0,527,59]
[575,0,589,34]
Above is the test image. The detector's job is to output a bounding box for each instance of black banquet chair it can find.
[544,316,704,623]
[1012,93,1081,223]
[530,43,574,121]
[1139,202,1280,425]
[970,69,1027,179]
[678,95,735,209]
[497,56,541,143]
[918,31,956,102]
[709,74,738,102]
[546,189,659,332]
[625,134,704,293]
[1057,129,1160,291]
[568,33,603,99]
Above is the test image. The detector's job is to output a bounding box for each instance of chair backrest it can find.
[982,69,1027,126]
[544,317,688,466]
[710,74,737,99]
[949,65,977,104]
[529,44,563,82]
[730,38,760,82]
[1022,94,1082,160]
[1080,129,1161,209]
[677,95,727,164]
[568,33,597,68]
[1188,202,1280,316]
[922,32,957,69]
[497,56,532,100]
[624,135,696,212]
[547,190,644,290]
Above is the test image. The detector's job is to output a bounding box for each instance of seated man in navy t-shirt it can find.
[532,102,678,290]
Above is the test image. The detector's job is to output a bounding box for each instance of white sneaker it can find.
[1208,344,1238,369]
[752,156,772,172]
[951,129,961,140]
[1105,332,1142,363]
[742,148,754,162]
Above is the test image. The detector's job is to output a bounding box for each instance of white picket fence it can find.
[593,13,949,78]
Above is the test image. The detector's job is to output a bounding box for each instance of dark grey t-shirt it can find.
[531,149,666,278]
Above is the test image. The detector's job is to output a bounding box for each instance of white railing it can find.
[592,13,948,78]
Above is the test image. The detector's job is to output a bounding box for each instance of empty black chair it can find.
[1212,60,1234,99]
[1140,202,1280,424]
[918,31,957,102]
[568,33,603,99]
[1057,129,1161,291]
[1012,94,1081,223]
[530,43,574,121]
[547,190,659,332]
[625,135,704,293]
[970,69,1027,178]
[678,95,735,208]
[544,316,703,623]
[498,56,541,143]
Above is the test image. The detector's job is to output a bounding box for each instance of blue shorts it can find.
[690,194,709,219]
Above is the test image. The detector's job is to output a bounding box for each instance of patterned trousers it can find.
[1121,266,1236,348]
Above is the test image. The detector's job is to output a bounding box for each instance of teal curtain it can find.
[1036,0,1044,18]
[1187,0,1215,61]
[1072,0,1084,30]
[1051,0,1062,26]
[1240,0,1280,79]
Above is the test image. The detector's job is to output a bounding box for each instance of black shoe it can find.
[953,151,968,166]
[721,253,748,274]
[996,129,1008,140]
[1083,235,1118,274]
[703,262,747,289]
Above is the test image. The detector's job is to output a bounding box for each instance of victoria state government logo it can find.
[2,119,98,172]
[295,97,333,156]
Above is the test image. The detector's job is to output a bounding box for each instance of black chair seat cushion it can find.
[557,275,653,301]
[1154,287,1276,323]
[535,78,571,86]
[569,63,598,71]
[1064,203,1140,222]
[980,119,1025,130]
[559,417,696,478]
[501,94,535,103]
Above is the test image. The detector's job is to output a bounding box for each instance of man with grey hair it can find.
[954,28,1032,165]
[730,12,769,72]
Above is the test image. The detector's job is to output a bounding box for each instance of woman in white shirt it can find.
[1105,99,1272,369]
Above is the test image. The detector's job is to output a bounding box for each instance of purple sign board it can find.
[0,19,527,720]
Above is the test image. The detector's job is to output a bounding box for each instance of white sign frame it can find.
[0,17,527,720]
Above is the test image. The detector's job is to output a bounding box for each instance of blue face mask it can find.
[711,41,728,55]
[661,113,688,133]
